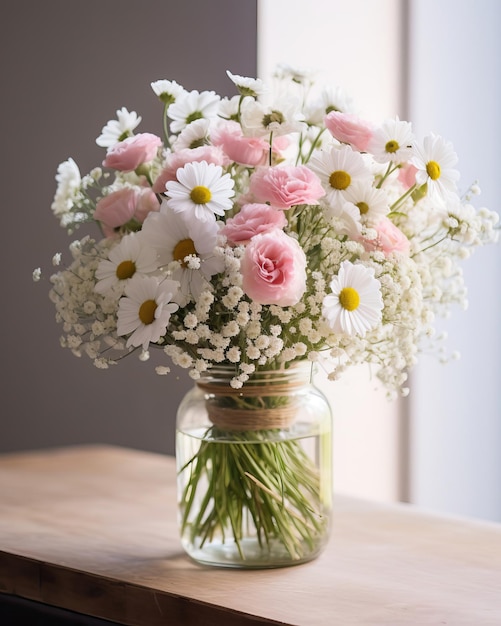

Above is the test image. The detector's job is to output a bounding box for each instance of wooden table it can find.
[0,445,500,625]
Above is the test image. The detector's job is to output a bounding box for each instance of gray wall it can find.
[1,0,257,455]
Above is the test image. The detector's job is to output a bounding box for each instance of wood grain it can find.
[0,445,500,625]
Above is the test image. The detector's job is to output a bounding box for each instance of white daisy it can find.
[226,70,267,98]
[344,181,390,225]
[172,119,211,151]
[322,200,363,239]
[322,261,383,336]
[168,90,221,134]
[140,202,224,304]
[273,63,316,86]
[306,85,356,125]
[321,85,356,114]
[96,107,142,148]
[151,79,187,105]
[218,95,254,121]
[240,96,306,138]
[309,144,372,206]
[369,117,414,164]
[165,160,235,222]
[411,133,459,200]
[117,275,179,350]
[94,232,159,296]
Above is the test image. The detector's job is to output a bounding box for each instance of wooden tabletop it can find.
[0,445,500,625]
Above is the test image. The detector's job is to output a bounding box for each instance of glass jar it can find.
[175,362,332,569]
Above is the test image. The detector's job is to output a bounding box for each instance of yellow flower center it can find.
[190,185,212,204]
[173,238,197,267]
[138,299,157,325]
[262,110,285,127]
[329,170,351,190]
[115,260,136,281]
[385,140,400,153]
[356,201,369,215]
[186,111,203,124]
[339,287,360,311]
[426,160,441,180]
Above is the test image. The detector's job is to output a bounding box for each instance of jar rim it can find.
[197,360,316,391]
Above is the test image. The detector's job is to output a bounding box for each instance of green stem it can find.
[178,428,327,561]
[162,103,170,143]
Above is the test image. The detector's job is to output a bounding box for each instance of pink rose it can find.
[102,133,162,172]
[134,187,161,223]
[94,188,138,230]
[152,145,227,193]
[241,229,307,306]
[221,203,287,245]
[270,135,290,160]
[249,165,324,209]
[360,217,410,256]
[212,121,268,167]
[398,163,418,189]
[94,186,160,236]
[324,111,374,152]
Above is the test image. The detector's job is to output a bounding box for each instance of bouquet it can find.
[36,66,499,565]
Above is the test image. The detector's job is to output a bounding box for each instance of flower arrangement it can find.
[41,67,498,394]
[37,66,499,565]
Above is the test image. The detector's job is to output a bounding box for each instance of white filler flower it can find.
[322,260,383,336]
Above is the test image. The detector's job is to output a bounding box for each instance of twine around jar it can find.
[197,380,304,431]
[205,402,298,431]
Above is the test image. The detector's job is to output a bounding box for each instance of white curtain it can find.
[258,0,501,521]
[407,0,501,522]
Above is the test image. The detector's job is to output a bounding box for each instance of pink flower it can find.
[398,163,418,189]
[249,165,324,209]
[134,187,161,223]
[152,145,227,193]
[324,111,373,152]
[360,217,410,256]
[94,186,160,236]
[221,203,287,245]
[102,133,162,172]
[212,121,268,167]
[270,135,290,160]
[94,188,138,230]
[241,229,307,306]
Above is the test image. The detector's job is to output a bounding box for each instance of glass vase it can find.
[175,362,332,569]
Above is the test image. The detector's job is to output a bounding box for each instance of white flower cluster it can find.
[49,237,129,366]
[39,68,499,395]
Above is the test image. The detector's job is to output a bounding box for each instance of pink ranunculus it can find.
[152,145,228,193]
[102,133,162,172]
[211,121,268,167]
[270,135,290,160]
[398,163,418,189]
[360,216,410,256]
[221,203,287,245]
[94,188,138,232]
[324,111,374,152]
[134,187,161,223]
[249,165,325,209]
[240,229,307,306]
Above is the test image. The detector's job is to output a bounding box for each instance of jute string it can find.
[197,380,304,431]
